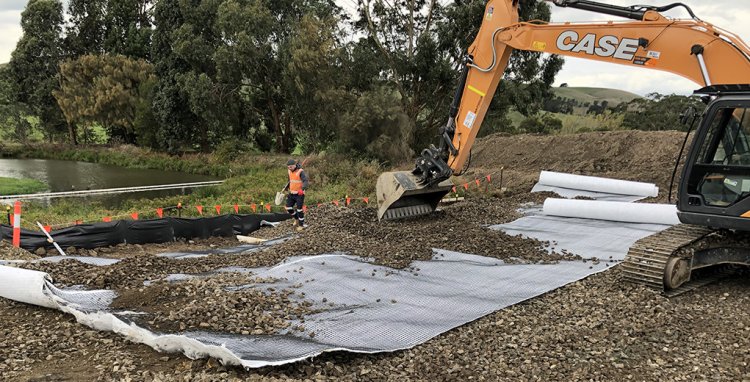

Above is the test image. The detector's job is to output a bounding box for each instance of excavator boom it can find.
[376,0,750,221]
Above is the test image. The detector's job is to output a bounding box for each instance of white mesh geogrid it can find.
[493,209,670,260]
[1,250,608,368]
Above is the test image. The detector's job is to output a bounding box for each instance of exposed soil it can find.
[468,130,689,202]
[1,130,749,382]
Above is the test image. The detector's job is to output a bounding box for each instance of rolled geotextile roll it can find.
[0,265,58,308]
[542,198,679,225]
[538,171,659,197]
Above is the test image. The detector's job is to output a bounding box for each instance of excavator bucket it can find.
[376,171,453,220]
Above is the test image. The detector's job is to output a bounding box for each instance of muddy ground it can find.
[1,130,749,381]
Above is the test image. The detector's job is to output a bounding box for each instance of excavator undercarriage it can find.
[623,225,750,296]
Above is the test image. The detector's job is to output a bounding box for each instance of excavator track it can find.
[662,267,737,297]
[622,224,714,294]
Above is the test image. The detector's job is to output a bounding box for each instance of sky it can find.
[0,0,748,96]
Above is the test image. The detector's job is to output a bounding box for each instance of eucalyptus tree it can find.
[353,0,453,150]
[65,0,107,56]
[352,0,564,147]
[151,0,200,152]
[9,0,67,143]
[282,13,353,152]
[65,0,154,59]
[215,0,345,153]
[103,0,154,59]
[0,66,33,143]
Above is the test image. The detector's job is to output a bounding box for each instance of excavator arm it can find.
[376,0,750,220]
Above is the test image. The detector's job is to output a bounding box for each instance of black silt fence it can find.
[0,213,290,252]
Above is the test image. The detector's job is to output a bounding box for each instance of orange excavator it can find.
[376,0,750,292]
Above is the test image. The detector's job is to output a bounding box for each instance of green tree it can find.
[0,66,33,143]
[9,0,67,143]
[353,0,563,151]
[172,0,228,152]
[622,93,704,131]
[215,0,344,153]
[355,0,453,150]
[338,86,414,164]
[152,0,265,153]
[151,0,200,153]
[132,77,160,148]
[53,54,155,144]
[103,0,154,59]
[65,0,153,59]
[284,14,352,152]
[65,0,107,56]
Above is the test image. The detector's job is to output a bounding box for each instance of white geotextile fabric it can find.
[0,238,290,266]
[542,198,680,225]
[495,172,674,260]
[531,170,659,202]
[493,213,670,260]
[156,237,291,260]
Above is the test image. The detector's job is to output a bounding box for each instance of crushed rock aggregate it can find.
[1,131,749,381]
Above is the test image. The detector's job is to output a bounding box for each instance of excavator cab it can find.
[623,85,750,292]
[678,85,750,231]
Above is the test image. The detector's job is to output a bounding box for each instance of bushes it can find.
[519,114,563,135]
[214,140,258,164]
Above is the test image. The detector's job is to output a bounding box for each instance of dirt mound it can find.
[468,130,687,198]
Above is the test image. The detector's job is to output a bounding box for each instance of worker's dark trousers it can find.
[285,193,305,225]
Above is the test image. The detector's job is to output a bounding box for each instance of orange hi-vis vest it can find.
[288,168,303,192]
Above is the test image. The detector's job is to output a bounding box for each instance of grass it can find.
[0,177,47,195]
[552,86,641,107]
[554,111,626,134]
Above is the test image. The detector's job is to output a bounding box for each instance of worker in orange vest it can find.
[284,159,309,230]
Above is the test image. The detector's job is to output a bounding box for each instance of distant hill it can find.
[552,86,641,106]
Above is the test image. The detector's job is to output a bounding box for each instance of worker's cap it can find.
[286,159,297,166]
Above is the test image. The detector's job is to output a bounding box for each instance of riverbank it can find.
[0,144,382,229]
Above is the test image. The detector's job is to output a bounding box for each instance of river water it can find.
[0,158,220,206]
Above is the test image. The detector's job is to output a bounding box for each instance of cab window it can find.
[695,107,750,206]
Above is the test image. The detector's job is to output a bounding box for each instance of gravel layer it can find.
[1,265,748,381]
[1,131,749,381]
